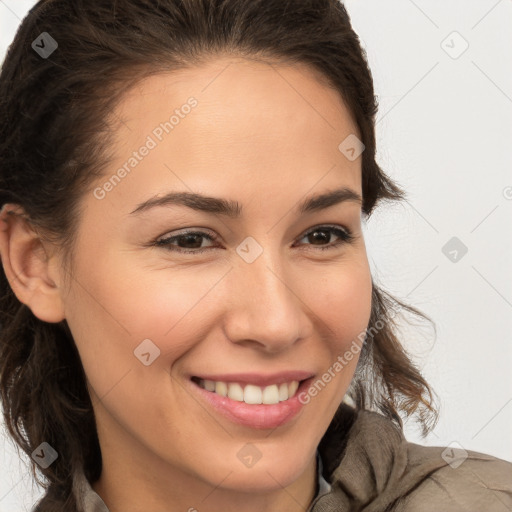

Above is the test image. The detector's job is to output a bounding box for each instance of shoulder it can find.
[320,410,512,512]
[396,442,512,511]
[318,407,512,512]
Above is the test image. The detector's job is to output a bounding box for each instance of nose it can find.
[222,249,313,354]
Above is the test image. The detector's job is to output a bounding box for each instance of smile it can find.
[188,372,315,429]
[192,377,300,405]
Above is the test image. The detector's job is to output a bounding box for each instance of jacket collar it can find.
[309,403,407,510]
[317,402,359,479]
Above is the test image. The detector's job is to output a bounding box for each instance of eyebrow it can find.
[129,186,362,217]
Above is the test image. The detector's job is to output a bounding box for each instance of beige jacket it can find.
[71,404,512,511]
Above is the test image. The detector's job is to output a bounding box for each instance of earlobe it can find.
[0,203,66,323]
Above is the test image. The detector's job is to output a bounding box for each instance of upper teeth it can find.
[197,379,300,405]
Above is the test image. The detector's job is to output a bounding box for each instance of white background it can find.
[1,0,511,510]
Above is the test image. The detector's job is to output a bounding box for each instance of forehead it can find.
[89,57,362,220]
[109,56,359,148]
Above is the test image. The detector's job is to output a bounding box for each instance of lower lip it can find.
[188,377,314,430]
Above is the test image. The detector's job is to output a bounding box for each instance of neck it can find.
[92,454,318,512]
[90,400,319,512]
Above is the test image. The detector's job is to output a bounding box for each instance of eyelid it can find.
[295,224,355,250]
[152,228,219,250]
[152,223,355,254]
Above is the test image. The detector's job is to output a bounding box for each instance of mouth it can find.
[188,373,315,429]
[191,376,306,405]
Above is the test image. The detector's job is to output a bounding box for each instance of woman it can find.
[0,1,510,511]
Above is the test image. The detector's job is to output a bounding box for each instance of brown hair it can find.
[0,0,439,510]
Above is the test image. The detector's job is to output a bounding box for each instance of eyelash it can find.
[153,224,355,254]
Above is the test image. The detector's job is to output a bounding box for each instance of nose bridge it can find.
[225,242,307,351]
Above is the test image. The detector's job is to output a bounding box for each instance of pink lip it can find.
[187,376,315,430]
[190,370,315,387]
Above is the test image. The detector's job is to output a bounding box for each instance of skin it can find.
[0,56,373,512]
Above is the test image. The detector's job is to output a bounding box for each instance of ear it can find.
[0,203,66,323]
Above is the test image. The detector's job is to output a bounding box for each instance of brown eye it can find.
[152,225,355,255]
[154,230,218,254]
[296,225,354,251]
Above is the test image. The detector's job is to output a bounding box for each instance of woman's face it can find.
[56,57,373,505]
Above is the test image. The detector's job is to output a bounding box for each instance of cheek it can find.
[69,249,210,335]
[292,259,372,436]
[308,257,373,344]
[63,250,235,399]
[62,254,191,391]
[306,258,372,395]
